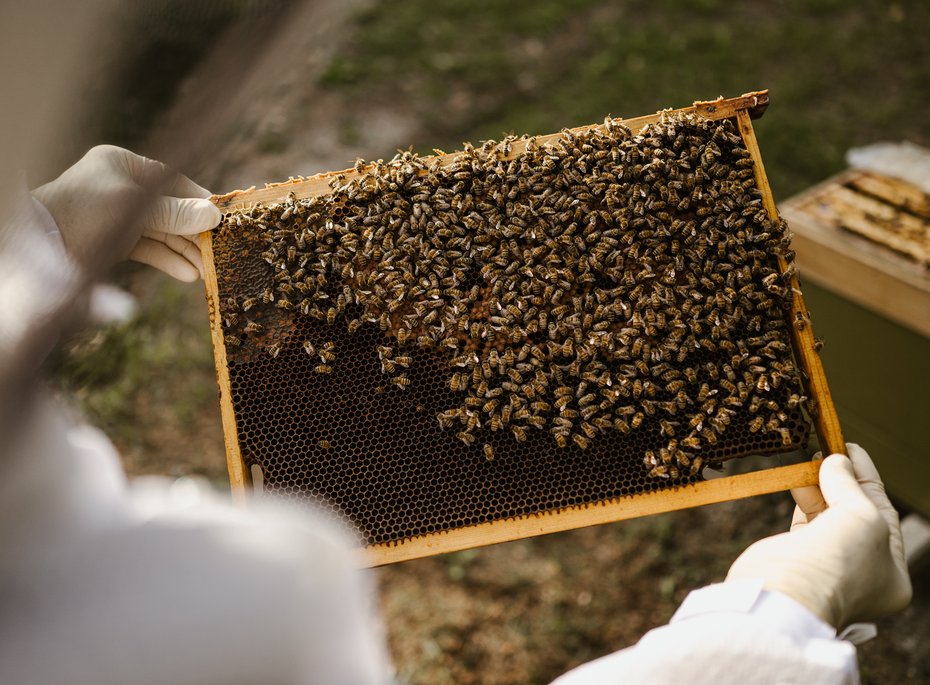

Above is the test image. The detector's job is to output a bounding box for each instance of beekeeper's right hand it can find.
[727,443,912,629]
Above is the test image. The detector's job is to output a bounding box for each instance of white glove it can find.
[32,145,221,281]
[727,443,912,629]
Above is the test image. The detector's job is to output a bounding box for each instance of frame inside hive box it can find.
[201,90,844,566]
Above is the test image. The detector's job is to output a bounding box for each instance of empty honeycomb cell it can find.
[212,113,810,545]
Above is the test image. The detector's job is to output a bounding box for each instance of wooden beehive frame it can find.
[201,91,844,566]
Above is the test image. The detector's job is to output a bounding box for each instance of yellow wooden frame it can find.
[201,91,844,566]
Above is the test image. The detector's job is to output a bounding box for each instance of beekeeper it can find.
[0,0,912,678]
[0,139,911,685]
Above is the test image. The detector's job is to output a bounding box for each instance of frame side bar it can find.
[200,230,251,502]
[735,110,846,456]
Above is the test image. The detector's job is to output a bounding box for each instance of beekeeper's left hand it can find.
[33,145,221,281]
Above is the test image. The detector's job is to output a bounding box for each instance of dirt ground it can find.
[54,2,930,683]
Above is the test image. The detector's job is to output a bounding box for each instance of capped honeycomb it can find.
[211,113,810,546]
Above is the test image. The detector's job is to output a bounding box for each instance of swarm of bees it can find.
[218,112,807,480]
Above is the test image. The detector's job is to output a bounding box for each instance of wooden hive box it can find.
[201,91,843,566]
[781,164,930,338]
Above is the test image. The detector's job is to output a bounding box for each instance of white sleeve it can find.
[0,174,79,401]
[550,579,859,685]
[0,400,394,685]
[2,176,393,685]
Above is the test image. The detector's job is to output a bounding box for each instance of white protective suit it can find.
[0,180,392,685]
[553,581,859,684]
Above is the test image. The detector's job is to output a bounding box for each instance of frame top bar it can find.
[212,91,769,212]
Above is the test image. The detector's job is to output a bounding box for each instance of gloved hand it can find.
[32,145,221,281]
[727,443,911,629]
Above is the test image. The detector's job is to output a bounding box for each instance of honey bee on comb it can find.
[210,105,814,546]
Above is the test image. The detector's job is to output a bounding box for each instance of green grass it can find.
[321,0,930,198]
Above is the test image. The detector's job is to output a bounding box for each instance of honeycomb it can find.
[211,113,810,545]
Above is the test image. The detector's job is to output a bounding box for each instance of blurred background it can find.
[37,1,930,683]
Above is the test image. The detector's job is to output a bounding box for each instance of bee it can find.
[806,398,820,418]
[267,342,282,358]
[512,425,528,442]
[483,443,495,461]
[700,427,718,444]
[483,399,501,414]
[749,415,765,433]
[649,464,670,479]
[689,412,705,430]
[242,297,257,312]
[659,419,678,437]
[261,287,274,303]
[224,334,241,347]
[681,434,701,449]
[572,433,590,450]
[317,440,332,450]
[687,457,704,475]
[437,410,456,429]
[666,380,686,394]
[787,393,806,408]
[274,297,294,312]
[592,416,613,431]
[457,431,476,446]
[501,403,513,426]
[527,415,546,429]
[579,405,598,421]
[391,375,410,389]
[243,320,263,334]
[657,400,679,416]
